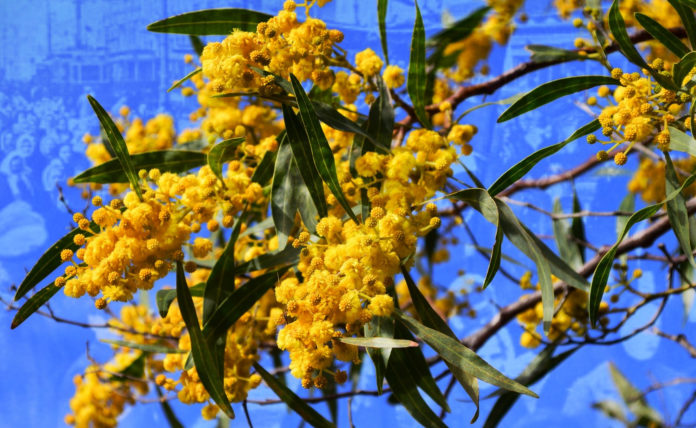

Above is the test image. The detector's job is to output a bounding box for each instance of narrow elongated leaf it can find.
[608,0,677,90]
[15,224,98,301]
[251,149,277,185]
[175,262,234,418]
[364,316,393,394]
[367,77,394,152]
[202,269,284,343]
[73,151,208,184]
[455,92,524,122]
[168,68,201,92]
[87,95,142,200]
[147,9,271,35]
[526,45,588,63]
[589,171,696,325]
[447,189,501,289]
[189,36,205,57]
[156,283,205,318]
[634,13,689,58]
[497,76,618,123]
[666,154,696,269]
[253,362,334,428]
[552,199,583,270]
[489,119,600,195]
[668,0,696,50]
[11,282,60,329]
[401,267,478,419]
[156,385,185,428]
[571,188,586,263]
[235,245,300,274]
[203,211,246,324]
[609,362,664,424]
[311,102,379,148]
[396,311,538,397]
[282,103,328,218]
[271,138,297,249]
[385,344,448,428]
[385,322,449,427]
[338,337,417,348]
[378,0,389,64]
[208,137,245,182]
[483,345,578,428]
[674,52,696,88]
[100,339,185,354]
[495,201,554,332]
[289,74,358,223]
[428,7,490,46]
[669,126,696,156]
[407,1,430,128]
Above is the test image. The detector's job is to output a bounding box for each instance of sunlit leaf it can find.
[73,151,208,184]
[407,0,430,128]
[634,13,689,58]
[207,137,245,182]
[147,8,271,35]
[11,282,60,329]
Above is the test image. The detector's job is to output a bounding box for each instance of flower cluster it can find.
[628,156,696,203]
[587,66,682,165]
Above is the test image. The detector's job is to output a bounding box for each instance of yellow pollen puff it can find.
[55,277,67,287]
[383,65,405,89]
[334,370,348,384]
[95,297,107,310]
[107,272,120,284]
[138,268,153,282]
[138,169,147,179]
[201,403,219,420]
[370,206,386,220]
[426,203,438,215]
[355,48,383,77]
[439,101,452,112]
[611,68,623,80]
[429,217,441,228]
[597,86,610,97]
[75,248,85,260]
[614,152,627,166]
[148,169,161,181]
[65,265,77,277]
[184,54,193,64]
[207,219,220,232]
[633,268,643,278]
[110,199,123,209]
[73,234,86,246]
[119,105,130,117]
[184,261,198,273]
[298,231,310,243]
[572,18,583,27]
[61,249,74,262]
[91,196,102,206]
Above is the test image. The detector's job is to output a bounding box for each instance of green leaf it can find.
[364,316,393,394]
[11,282,60,329]
[447,189,501,289]
[366,77,394,153]
[253,362,335,428]
[497,76,618,123]
[454,92,524,122]
[202,269,284,344]
[87,95,142,200]
[674,52,696,89]
[668,0,696,50]
[14,224,98,301]
[111,352,146,381]
[203,211,246,324]
[669,126,696,156]
[608,362,664,425]
[291,158,321,233]
[289,74,359,224]
[385,323,449,428]
[634,13,689,58]
[147,8,272,35]
[589,170,696,325]
[175,261,234,418]
[271,137,298,249]
[73,150,208,184]
[208,137,245,182]
[156,385,185,428]
[189,35,205,57]
[251,149,278,185]
[571,188,587,263]
[378,0,389,64]
[526,45,589,63]
[282,103,328,218]
[311,102,380,149]
[235,245,300,274]
[483,345,578,428]
[100,339,185,354]
[401,267,478,420]
[428,7,489,47]
[665,152,696,269]
[396,311,538,397]
[407,1,430,128]
[156,283,205,318]
[608,0,677,90]
[552,199,583,270]
[338,337,418,348]
[489,119,600,195]
[495,201,554,332]
[168,68,201,92]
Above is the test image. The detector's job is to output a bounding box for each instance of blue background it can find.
[1,1,696,427]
